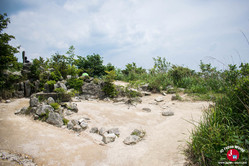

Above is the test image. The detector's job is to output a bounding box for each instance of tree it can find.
[0,13,19,72]
[76,53,105,77]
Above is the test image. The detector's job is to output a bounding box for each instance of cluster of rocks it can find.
[123,129,146,145]
[15,96,78,128]
[67,118,89,132]
[0,149,36,166]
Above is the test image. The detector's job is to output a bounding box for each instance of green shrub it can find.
[63,118,69,125]
[54,87,66,94]
[50,102,60,110]
[102,70,118,98]
[67,78,83,91]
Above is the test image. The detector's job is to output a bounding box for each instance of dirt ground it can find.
[0,94,209,166]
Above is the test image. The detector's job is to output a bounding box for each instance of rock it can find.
[107,128,120,137]
[46,112,63,127]
[54,82,67,91]
[36,104,54,116]
[43,83,50,93]
[155,97,164,102]
[66,103,78,113]
[131,129,145,138]
[90,127,98,133]
[161,92,167,96]
[67,120,75,130]
[140,84,149,91]
[79,121,88,130]
[123,135,141,145]
[73,124,83,132]
[102,133,116,144]
[33,80,40,93]
[5,100,11,103]
[30,97,39,107]
[113,97,128,103]
[162,111,174,116]
[24,80,31,97]
[29,107,37,114]
[67,75,72,80]
[47,97,55,105]
[142,108,151,112]
[64,109,73,116]
[171,95,177,101]
[141,91,151,96]
[81,82,105,99]
[99,127,107,136]
[15,107,28,115]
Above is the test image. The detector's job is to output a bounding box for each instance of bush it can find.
[66,78,83,91]
[63,118,69,125]
[50,102,60,110]
[102,70,118,98]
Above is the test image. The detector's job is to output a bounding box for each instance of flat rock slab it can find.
[142,108,151,112]
[155,97,164,102]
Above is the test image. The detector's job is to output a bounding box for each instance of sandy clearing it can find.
[0,94,209,166]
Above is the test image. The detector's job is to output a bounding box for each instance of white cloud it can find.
[5,0,249,69]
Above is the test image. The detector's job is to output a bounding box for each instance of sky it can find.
[1,0,249,71]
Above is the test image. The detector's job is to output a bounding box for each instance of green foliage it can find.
[169,65,194,86]
[68,89,79,97]
[121,62,146,81]
[50,102,60,110]
[54,87,66,94]
[39,110,49,121]
[29,57,45,80]
[63,118,69,125]
[76,53,105,77]
[185,64,249,165]
[102,70,118,98]
[66,78,83,91]
[0,13,19,72]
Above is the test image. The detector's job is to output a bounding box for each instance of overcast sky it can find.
[1,0,249,70]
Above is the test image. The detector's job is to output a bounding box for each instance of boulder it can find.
[123,135,141,145]
[66,103,78,113]
[47,97,55,105]
[140,84,149,91]
[30,97,39,107]
[142,108,151,112]
[36,104,54,116]
[155,97,164,102]
[102,133,116,144]
[43,83,50,93]
[107,128,120,137]
[24,80,31,97]
[162,111,174,116]
[81,82,105,99]
[46,112,63,127]
[54,82,67,91]
[33,80,40,93]
[90,127,98,133]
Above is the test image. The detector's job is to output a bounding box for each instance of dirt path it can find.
[0,94,209,166]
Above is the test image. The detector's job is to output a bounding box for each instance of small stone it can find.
[102,133,116,144]
[162,111,174,116]
[155,97,164,102]
[123,135,141,145]
[142,108,151,112]
[79,121,88,130]
[46,112,63,127]
[171,95,177,101]
[131,129,145,138]
[99,127,107,136]
[5,100,11,103]
[73,124,82,132]
[107,128,120,137]
[90,127,98,133]
[67,120,75,130]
